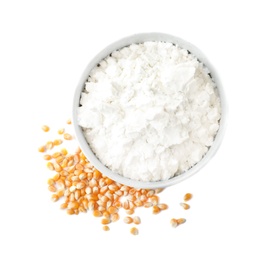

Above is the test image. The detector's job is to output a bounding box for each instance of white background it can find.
[1,0,270,259]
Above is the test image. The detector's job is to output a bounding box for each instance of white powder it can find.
[77,41,221,182]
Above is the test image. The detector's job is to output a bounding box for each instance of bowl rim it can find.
[72,32,227,189]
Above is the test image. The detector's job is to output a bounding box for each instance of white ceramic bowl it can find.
[72,32,227,189]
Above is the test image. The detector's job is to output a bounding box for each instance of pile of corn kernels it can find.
[38,120,192,235]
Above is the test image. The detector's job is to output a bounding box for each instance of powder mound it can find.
[77,41,221,182]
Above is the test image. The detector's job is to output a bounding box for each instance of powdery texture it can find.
[78,42,221,182]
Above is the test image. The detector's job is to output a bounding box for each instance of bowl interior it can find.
[72,32,227,189]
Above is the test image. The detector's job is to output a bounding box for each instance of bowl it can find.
[72,32,227,189]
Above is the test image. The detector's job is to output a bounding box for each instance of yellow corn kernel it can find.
[53,139,63,146]
[158,203,168,210]
[66,119,72,125]
[74,169,82,176]
[111,213,120,222]
[76,182,85,189]
[180,203,190,210]
[57,190,64,197]
[152,205,160,214]
[93,210,102,217]
[130,227,139,235]
[155,188,164,194]
[102,225,110,231]
[61,148,68,156]
[150,195,159,205]
[129,188,136,195]
[105,178,113,185]
[43,154,51,160]
[52,173,60,181]
[108,206,117,214]
[56,156,64,164]
[47,178,55,185]
[123,201,130,210]
[47,162,54,171]
[74,190,80,201]
[144,202,153,208]
[79,206,86,213]
[63,133,72,140]
[54,163,62,172]
[66,209,75,215]
[52,152,61,159]
[184,193,193,202]
[146,190,155,197]
[171,218,186,227]
[51,194,59,202]
[93,169,101,179]
[98,206,105,212]
[46,141,54,150]
[177,218,186,225]
[61,159,68,168]
[126,209,134,215]
[42,125,50,132]
[76,163,84,171]
[134,201,143,207]
[60,203,68,209]
[103,211,110,219]
[133,216,141,225]
[123,216,133,224]
[170,218,178,228]
[74,154,80,163]
[58,128,65,135]
[48,185,56,192]
[56,179,65,188]
[88,200,95,210]
[101,218,111,225]
[68,201,79,209]
[38,146,46,153]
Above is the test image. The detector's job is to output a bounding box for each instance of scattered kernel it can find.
[66,209,75,215]
[52,152,61,158]
[43,154,51,160]
[61,148,68,156]
[93,210,102,217]
[123,216,133,224]
[152,205,161,214]
[63,133,72,140]
[103,225,110,231]
[48,185,56,192]
[42,125,50,132]
[51,194,59,202]
[53,139,63,146]
[47,178,55,185]
[180,202,190,210]
[46,141,54,150]
[38,146,46,153]
[108,206,118,214]
[184,193,193,202]
[133,216,141,225]
[58,128,65,135]
[101,218,111,225]
[170,218,178,228]
[111,213,120,222]
[60,203,68,209]
[66,119,72,125]
[177,218,186,225]
[126,209,134,215]
[39,122,193,235]
[158,203,168,210]
[47,162,55,171]
[130,227,139,235]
